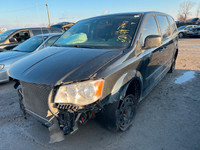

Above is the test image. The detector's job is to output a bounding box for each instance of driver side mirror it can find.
[144,35,162,49]
[9,37,17,43]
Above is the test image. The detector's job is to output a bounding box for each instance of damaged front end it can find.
[15,79,104,142]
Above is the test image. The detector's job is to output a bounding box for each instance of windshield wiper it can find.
[12,49,21,52]
[53,44,60,47]
[12,49,29,53]
[69,45,94,49]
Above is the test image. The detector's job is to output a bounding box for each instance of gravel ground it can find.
[0,38,200,150]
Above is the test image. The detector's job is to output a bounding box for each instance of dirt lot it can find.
[0,38,200,150]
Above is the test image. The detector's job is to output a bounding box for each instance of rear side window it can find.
[42,30,49,34]
[156,15,171,41]
[140,16,160,47]
[50,28,63,33]
[32,29,49,36]
[167,16,177,34]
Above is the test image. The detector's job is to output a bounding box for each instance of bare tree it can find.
[177,14,185,21]
[196,3,200,18]
[178,0,194,21]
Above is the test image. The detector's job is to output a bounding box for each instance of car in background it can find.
[50,22,74,31]
[0,27,63,50]
[0,33,61,83]
[178,25,197,38]
[185,25,200,37]
[9,12,178,138]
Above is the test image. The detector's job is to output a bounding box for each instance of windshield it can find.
[54,15,141,49]
[0,29,17,43]
[13,36,48,52]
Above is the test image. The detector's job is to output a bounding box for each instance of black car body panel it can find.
[8,12,178,138]
[9,47,122,85]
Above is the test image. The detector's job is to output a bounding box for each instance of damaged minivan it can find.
[9,12,178,139]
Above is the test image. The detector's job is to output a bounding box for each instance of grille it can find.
[21,81,53,120]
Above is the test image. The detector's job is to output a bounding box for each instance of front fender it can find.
[107,70,143,104]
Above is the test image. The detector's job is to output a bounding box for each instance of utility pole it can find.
[46,3,51,27]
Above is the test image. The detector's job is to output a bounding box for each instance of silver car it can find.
[185,26,200,37]
[0,33,61,83]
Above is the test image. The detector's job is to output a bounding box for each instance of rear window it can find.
[156,15,171,41]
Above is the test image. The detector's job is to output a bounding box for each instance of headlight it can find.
[54,79,104,106]
[0,64,4,70]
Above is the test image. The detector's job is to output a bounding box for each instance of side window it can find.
[42,30,49,34]
[156,15,171,41]
[32,29,50,35]
[10,30,30,43]
[50,28,63,33]
[32,30,42,36]
[167,16,177,34]
[140,16,160,48]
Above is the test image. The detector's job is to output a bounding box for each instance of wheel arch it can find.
[108,70,143,104]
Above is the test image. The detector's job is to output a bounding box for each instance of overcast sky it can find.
[0,0,200,29]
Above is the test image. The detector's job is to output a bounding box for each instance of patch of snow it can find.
[175,71,195,84]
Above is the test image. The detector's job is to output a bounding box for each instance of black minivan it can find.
[9,11,178,139]
[0,27,63,50]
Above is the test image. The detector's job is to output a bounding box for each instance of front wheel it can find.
[178,32,184,38]
[97,94,137,132]
[118,95,137,131]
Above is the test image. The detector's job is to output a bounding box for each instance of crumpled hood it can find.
[8,47,122,85]
[0,51,28,66]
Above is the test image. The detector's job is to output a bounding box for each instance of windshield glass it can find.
[0,29,17,43]
[13,36,48,52]
[54,15,141,49]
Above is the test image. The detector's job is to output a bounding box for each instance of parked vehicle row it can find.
[178,25,200,38]
[7,11,178,139]
[0,27,63,50]
[185,26,200,37]
[0,33,61,83]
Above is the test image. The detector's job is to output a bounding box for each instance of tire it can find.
[96,94,137,132]
[168,57,176,73]
[178,32,184,38]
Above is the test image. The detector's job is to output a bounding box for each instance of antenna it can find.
[46,3,51,27]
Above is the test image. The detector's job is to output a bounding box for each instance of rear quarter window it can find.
[156,15,171,41]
